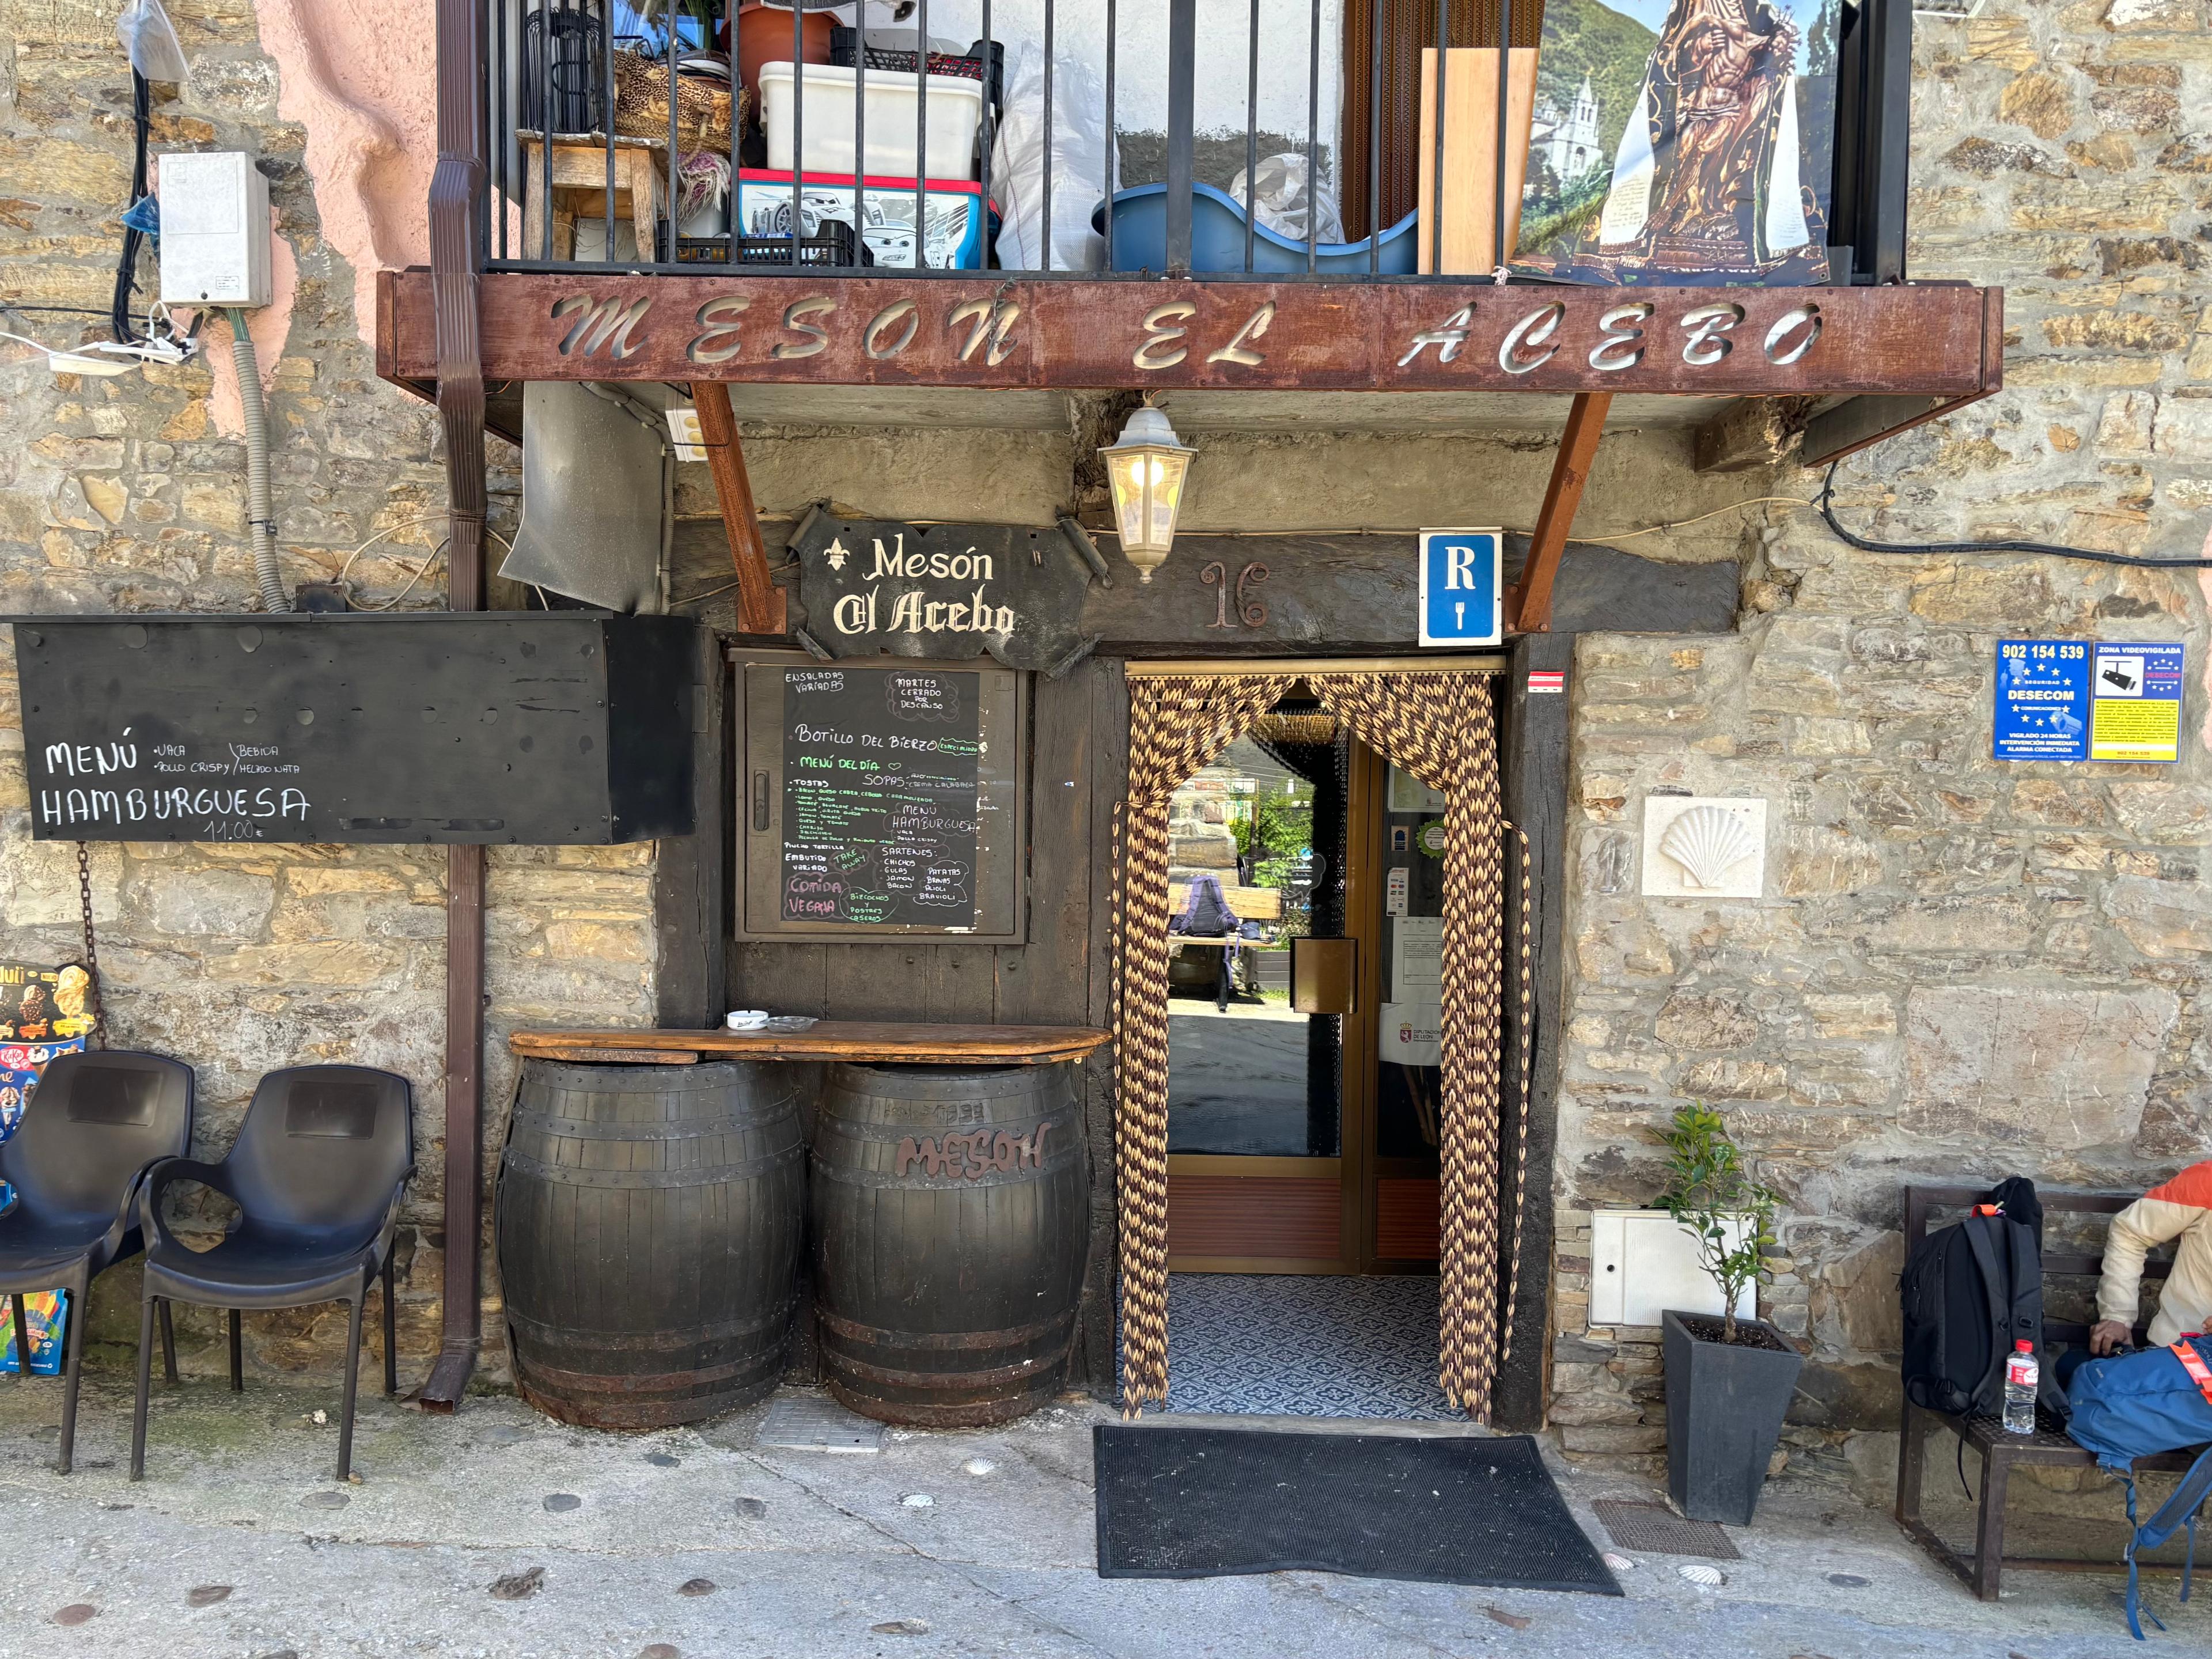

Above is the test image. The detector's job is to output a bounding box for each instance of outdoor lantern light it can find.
[1102,402,1195,583]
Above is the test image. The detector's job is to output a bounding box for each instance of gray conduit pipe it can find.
[227,308,290,613]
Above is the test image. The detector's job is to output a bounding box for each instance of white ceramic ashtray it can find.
[725,1010,769,1030]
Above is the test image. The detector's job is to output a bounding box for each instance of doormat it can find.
[1591,1499,1742,1560]
[1094,1425,1621,1590]
[1133,1274,1461,1421]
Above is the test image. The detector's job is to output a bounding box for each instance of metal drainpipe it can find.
[421,0,488,1415]
[226,310,290,614]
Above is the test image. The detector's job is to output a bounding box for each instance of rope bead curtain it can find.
[1111,668,1525,1421]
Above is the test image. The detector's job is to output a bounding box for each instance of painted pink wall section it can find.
[190,207,299,440]
[255,0,438,346]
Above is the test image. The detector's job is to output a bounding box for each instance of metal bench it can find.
[1895,1183,2202,1600]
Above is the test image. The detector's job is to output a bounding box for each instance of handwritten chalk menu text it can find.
[783,668,981,926]
[740,661,1028,943]
[6,614,700,844]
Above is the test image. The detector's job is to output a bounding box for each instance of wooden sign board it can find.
[379,270,2001,400]
[790,514,1100,673]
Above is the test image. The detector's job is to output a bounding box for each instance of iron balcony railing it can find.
[476,0,1910,285]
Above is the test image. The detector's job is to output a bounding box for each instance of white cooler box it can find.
[760,60,983,180]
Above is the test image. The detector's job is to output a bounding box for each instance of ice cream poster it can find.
[0,960,96,1211]
[1511,0,1841,285]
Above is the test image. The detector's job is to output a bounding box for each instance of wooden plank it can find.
[1079,660,1129,1396]
[996,658,1096,1027]
[510,1021,1112,1063]
[652,626,725,1028]
[1507,392,1611,635]
[382,269,2001,399]
[1077,532,1741,649]
[690,382,786,636]
[1416,48,1536,275]
[1491,632,1571,1435]
[538,1047,699,1065]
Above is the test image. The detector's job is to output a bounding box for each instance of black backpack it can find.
[1899,1177,2070,1421]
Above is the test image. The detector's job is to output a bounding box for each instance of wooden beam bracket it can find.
[1506,391,1611,635]
[691,382,786,636]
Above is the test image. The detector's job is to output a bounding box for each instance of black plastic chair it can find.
[132,1065,412,1483]
[0,1050,194,1473]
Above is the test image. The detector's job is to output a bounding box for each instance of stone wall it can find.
[1548,0,2212,1494]
[0,1,651,1388]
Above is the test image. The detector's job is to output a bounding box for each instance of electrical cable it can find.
[112,71,153,346]
[1819,461,2212,570]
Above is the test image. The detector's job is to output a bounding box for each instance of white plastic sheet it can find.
[988,44,1109,273]
[117,0,190,84]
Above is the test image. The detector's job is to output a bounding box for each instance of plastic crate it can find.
[734,221,865,267]
[828,31,1003,112]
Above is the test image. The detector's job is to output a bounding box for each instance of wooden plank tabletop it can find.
[509,1022,1112,1065]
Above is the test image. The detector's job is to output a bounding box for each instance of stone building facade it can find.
[0,0,2205,1498]
[1548,0,2212,1493]
[0,0,652,1383]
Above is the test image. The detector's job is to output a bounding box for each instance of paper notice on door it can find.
[1390,915,1444,1003]
[1385,866,1410,916]
[1381,999,1442,1067]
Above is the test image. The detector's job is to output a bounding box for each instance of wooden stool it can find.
[517,132,666,261]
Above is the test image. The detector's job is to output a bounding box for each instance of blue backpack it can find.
[2066,1332,2212,1639]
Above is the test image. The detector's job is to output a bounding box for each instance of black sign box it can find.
[9,613,701,845]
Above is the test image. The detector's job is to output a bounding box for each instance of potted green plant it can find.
[1655,1104,1802,1526]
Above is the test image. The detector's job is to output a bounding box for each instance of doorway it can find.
[1158,684,1498,1280]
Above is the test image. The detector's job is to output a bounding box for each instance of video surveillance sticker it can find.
[2089,642,2183,764]
[1994,640,2183,764]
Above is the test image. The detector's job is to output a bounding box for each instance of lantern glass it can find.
[1101,406,1195,582]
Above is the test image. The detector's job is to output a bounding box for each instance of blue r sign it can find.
[1418,529,1503,647]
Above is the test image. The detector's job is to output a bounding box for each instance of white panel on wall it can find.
[1589,1209,1758,1328]
[1640,796,1768,899]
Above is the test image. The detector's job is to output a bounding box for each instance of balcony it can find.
[380,0,2000,468]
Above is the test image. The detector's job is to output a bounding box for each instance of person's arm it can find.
[2097,1192,2199,1340]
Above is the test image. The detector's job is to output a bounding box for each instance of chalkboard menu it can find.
[7,614,700,844]
[739,661,1027,942]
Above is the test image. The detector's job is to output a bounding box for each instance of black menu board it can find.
[738,661,1027,942]
[781,668,982,927]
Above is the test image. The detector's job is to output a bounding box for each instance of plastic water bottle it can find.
[2003,1340,2038,1435]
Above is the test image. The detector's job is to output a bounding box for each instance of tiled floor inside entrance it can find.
[1158,1273,1459,1419]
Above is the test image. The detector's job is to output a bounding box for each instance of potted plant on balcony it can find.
[1656,1104,1801,1526]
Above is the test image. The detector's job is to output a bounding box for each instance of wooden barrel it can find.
[812,1061,1089,1427]
[498,1058,804,1429]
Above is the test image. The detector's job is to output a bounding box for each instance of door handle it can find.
[752,770,770,832]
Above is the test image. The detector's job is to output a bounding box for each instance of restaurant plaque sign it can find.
[788,512,1105,674]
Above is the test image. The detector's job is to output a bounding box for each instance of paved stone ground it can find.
[0,1373,2192,1658]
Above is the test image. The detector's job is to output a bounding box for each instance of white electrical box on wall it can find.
[1588,1209,1758,1328]
[157,151,271,307]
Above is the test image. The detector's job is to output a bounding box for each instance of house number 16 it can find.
[1201,560,1270,628]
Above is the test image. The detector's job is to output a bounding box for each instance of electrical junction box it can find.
[157,151,271,308]
[1588,1209,1758,1329]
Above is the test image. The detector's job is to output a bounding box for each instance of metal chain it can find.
[74,841,105,1048]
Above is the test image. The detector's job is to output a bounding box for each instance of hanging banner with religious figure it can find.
[788,511,1107,675]
[1511,0,1841,285]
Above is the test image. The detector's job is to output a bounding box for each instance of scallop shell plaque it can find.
[1640,796,1768,899]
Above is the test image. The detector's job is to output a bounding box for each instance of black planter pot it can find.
[1661,1308,1805,1526]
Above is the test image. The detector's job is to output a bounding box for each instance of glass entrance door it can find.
[1165,701,1379,1272]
